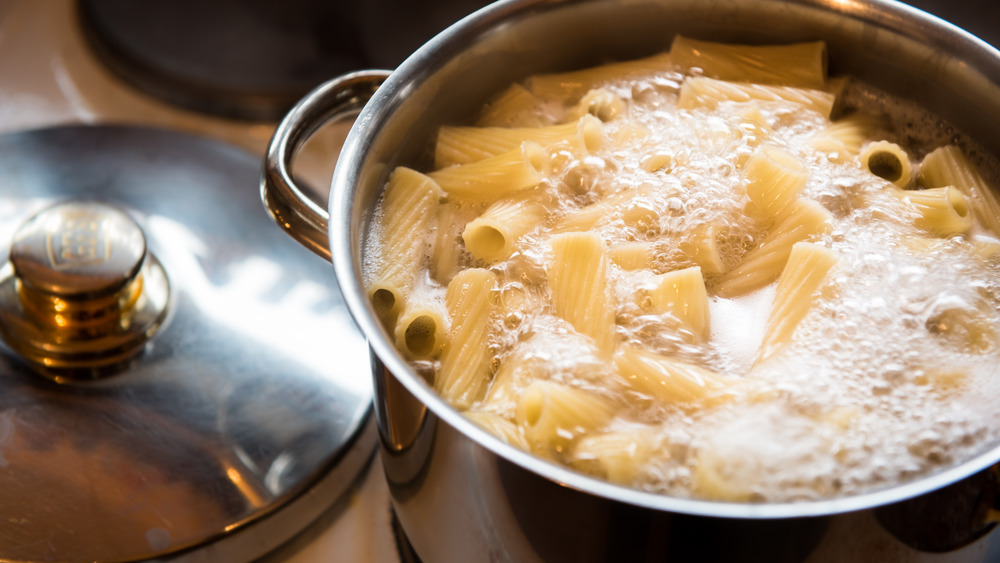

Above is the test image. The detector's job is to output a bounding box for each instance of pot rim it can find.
[330,0,1000,519]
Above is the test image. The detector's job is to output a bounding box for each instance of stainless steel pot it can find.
[261,1,1000,560]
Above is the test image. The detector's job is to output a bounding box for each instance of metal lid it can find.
[0,125,374,562]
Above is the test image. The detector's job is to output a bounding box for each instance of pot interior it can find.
[331,0,1000,518]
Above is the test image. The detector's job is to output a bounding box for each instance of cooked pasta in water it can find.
[362,36,1000,502]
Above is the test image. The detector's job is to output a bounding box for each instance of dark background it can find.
[902,0,1000,47]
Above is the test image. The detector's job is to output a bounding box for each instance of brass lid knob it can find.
[0,200,170,380]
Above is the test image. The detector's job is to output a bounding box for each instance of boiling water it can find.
[366,62,1000,502]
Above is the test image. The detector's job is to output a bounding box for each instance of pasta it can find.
[757,242,839,364]
[859,140,912,187]
[394,298,447,360]
[713,199,833,297]
[892,186,972,237]
[669,35,827,89]
[365,39,1000,503]
[548,232,616,357]
[646,266,710,342]
[429,141,548,202]
[463,196,548,263]
[614,346,737,405]
[743,145,809,220]
[677,76,836,118]
[435,114,602,168]
[919,144,1000,236]
[526,52,674,103]
[516,380,616,454]
[367,167,444,329]
[436,268,497,408]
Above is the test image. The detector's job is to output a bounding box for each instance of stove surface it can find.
[0,1,396,562]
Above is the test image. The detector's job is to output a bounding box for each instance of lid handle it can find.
[0,201,170,380]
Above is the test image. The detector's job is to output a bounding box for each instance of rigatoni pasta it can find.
[364,38,1000,503]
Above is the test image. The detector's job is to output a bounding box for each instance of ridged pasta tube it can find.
[610,241,655,271]
[463,196,547,263]
[475,83,553,128]
[435,115,603,168]
[647,266,710,342]
[394,298,448,360]
[567,88,627,122]
[614,346,735,405]
[367,167,444,329]
[757,242,839,363]
[860,141,912,187]
[919,145,1000,236]
[548,232,616,356]
[526,52,674,103]
[437,268,497,408]
[713,199,833,298]
[669,36,827,89]
[893,186,972,237]
[430,201,464,285]
[464,411,530,449]
[808,113,881,164]
[678,224,729,276]
[429,141,549,202]
[677,76,835,118]
[516,380,615,454]
[572,429,659,483]
[743,145,809,220]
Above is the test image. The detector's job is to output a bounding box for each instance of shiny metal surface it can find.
[262,70,390,263]
[0,201,170,378]
[263,0,1000,560]
[0,125,374,562]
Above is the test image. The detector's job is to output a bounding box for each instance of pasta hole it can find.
[467,226,507,258]
[866,151,903,183]
[405,315,438,357]
[947,187,969,218]
[372,288,397,317]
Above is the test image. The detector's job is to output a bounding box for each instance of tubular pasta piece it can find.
[394,298,448,360]
[367,167,444,330]
[567,88,627,122]
[475,83,555,128]
[669,36,827,89]
[436,268,497,408]
[757,242,839,363]
[526,52,675,104]
[678,224,729,276]
[548,232,616,357]
[860,140,912,187]
[430,141,549,202]
[435,115,602,168]
[614,346,736,405]
[919,145,1000,236]
[464,411,530,450]
[516,380,615,454]
[893,186,972,237]
[713,199,833,298]
[463,195,547,263]
[610,241,655,271]
[808,113,881,164]
[571,429,660,483]
[743,145,809,220]
[677,76,835,118]
[647,266,710,342]
[430,201,465,285]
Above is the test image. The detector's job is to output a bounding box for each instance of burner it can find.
[76,0,492,121]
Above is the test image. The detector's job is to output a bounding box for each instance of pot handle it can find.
[261,70,392,262]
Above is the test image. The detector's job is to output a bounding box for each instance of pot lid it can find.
[0,125,374,562]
